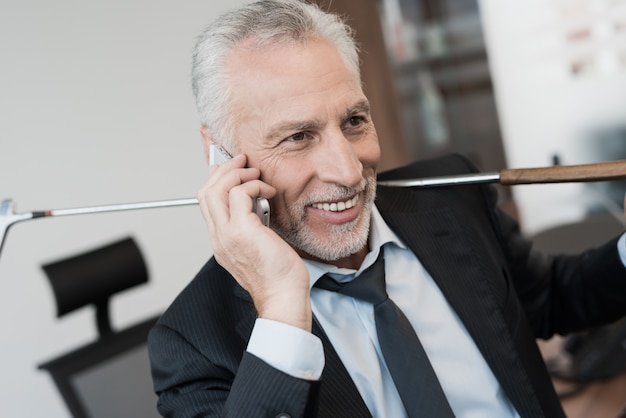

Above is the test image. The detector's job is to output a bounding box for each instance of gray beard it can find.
[270,176,376,261]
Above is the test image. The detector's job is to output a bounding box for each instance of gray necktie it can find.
[315,249,455,417]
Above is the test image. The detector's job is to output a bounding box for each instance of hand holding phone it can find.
[209,143,270,227]
[204,143,311,332]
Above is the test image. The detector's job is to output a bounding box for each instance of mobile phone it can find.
[209,143,270,227]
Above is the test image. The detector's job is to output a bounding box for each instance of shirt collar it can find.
[303,204,407,289]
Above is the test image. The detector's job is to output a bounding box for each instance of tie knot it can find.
[315,249,387,305]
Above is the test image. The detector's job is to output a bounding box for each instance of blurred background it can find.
[374,0,626,233]
[0,0,625,416]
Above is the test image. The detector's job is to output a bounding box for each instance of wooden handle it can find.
[500,160,626,185]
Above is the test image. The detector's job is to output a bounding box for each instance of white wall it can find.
[0,1,247,416]
[479,0,626,234]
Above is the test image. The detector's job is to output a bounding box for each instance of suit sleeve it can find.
[484,176,626,338]
[148,323,321,417]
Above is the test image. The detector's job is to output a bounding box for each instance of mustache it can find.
[302,178,370,206]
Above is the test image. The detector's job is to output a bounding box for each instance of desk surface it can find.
[539,337,626,418]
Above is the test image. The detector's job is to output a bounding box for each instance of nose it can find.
[316,132,364,187]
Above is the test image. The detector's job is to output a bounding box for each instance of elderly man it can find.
[148,1,626,417]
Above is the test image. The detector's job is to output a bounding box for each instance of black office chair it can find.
[38,237,159,418]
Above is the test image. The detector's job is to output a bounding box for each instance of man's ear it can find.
[200,126,215,164]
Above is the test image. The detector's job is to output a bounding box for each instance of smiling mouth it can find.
[310,194,360,212]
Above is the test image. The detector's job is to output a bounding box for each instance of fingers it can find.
[200,155,251,225]
[229,180,275,224]
[197,154,276,236]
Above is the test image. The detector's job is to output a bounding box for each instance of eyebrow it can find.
[264,99,371,141]
[265,118,324,142]
[343,100,371,121]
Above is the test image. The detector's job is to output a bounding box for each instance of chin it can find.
[277,209,371,262]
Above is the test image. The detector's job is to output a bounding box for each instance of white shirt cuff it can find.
[247,318,325,381]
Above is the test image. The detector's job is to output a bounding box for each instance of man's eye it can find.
[289,132,306,141]
[347,116,366,127]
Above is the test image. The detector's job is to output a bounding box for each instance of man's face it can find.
[225,37,380,265]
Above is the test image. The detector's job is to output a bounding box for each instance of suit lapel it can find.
[376,185,546,417]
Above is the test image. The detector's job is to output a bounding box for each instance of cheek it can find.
[264,159,314,208]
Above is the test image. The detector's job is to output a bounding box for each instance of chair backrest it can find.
[41,236,148,336]
[38,237,159,418]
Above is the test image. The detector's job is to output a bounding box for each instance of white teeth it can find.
[312,195,359,212]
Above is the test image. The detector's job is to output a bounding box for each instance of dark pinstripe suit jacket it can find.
[148,154,626,417]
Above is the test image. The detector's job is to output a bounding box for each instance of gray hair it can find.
[191,0,361,151]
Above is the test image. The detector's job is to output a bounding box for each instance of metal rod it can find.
[2,159,625,260]
[0,197,198,258]
[378,172,501,187]
[47,198,198,217]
